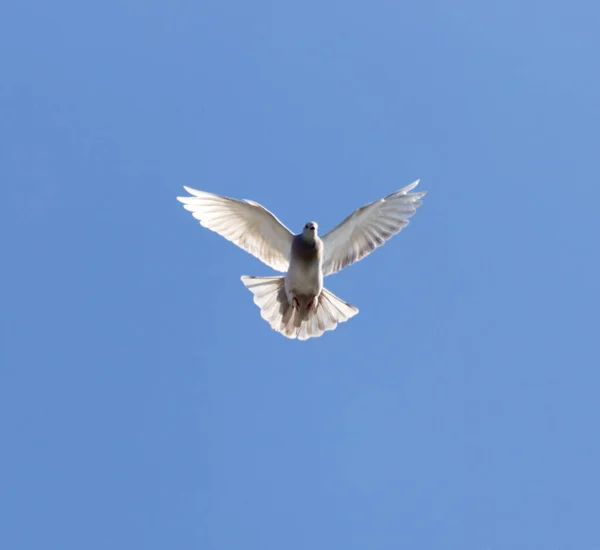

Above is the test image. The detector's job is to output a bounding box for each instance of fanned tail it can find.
[241,276,358,340]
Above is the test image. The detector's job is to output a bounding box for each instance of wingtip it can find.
[176,186,194,202]
[387,179,423,199]
[403,179,421,193]
[178,186,208,202]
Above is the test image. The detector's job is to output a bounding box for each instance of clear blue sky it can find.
[1,1,599,548]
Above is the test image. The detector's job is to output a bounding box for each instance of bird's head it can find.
[302,221,318,239]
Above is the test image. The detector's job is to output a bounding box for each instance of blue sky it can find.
[1,0,599,548]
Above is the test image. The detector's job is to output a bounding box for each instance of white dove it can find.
[177,180,426,340]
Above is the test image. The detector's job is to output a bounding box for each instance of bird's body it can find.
[177,181,426,340]
[286,230,323,311]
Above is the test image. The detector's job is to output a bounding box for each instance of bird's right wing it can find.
[177,187,294,272]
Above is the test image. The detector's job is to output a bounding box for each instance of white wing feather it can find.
[177,187,294,272]
[321,180,426,276]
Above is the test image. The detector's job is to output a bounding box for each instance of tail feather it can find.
[241,276,358,340]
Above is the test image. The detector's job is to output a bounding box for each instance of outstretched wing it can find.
[177,187,294,272]
[321,180,426,276]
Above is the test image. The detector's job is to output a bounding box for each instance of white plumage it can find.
[177,180,426,340]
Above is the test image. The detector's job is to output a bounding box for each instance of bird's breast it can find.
[286,256,323,297]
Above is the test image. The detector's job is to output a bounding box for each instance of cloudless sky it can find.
[1,1,599,549]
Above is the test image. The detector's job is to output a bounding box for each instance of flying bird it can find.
[177,180,426,340]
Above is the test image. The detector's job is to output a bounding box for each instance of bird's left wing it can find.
[321,180,426,276]
[177,187,294,272]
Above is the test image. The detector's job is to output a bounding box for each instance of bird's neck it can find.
[301,234,317,247]
[294,234,321,259]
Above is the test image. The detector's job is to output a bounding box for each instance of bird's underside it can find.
[177,180,426,340]
[241,276,358,341]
